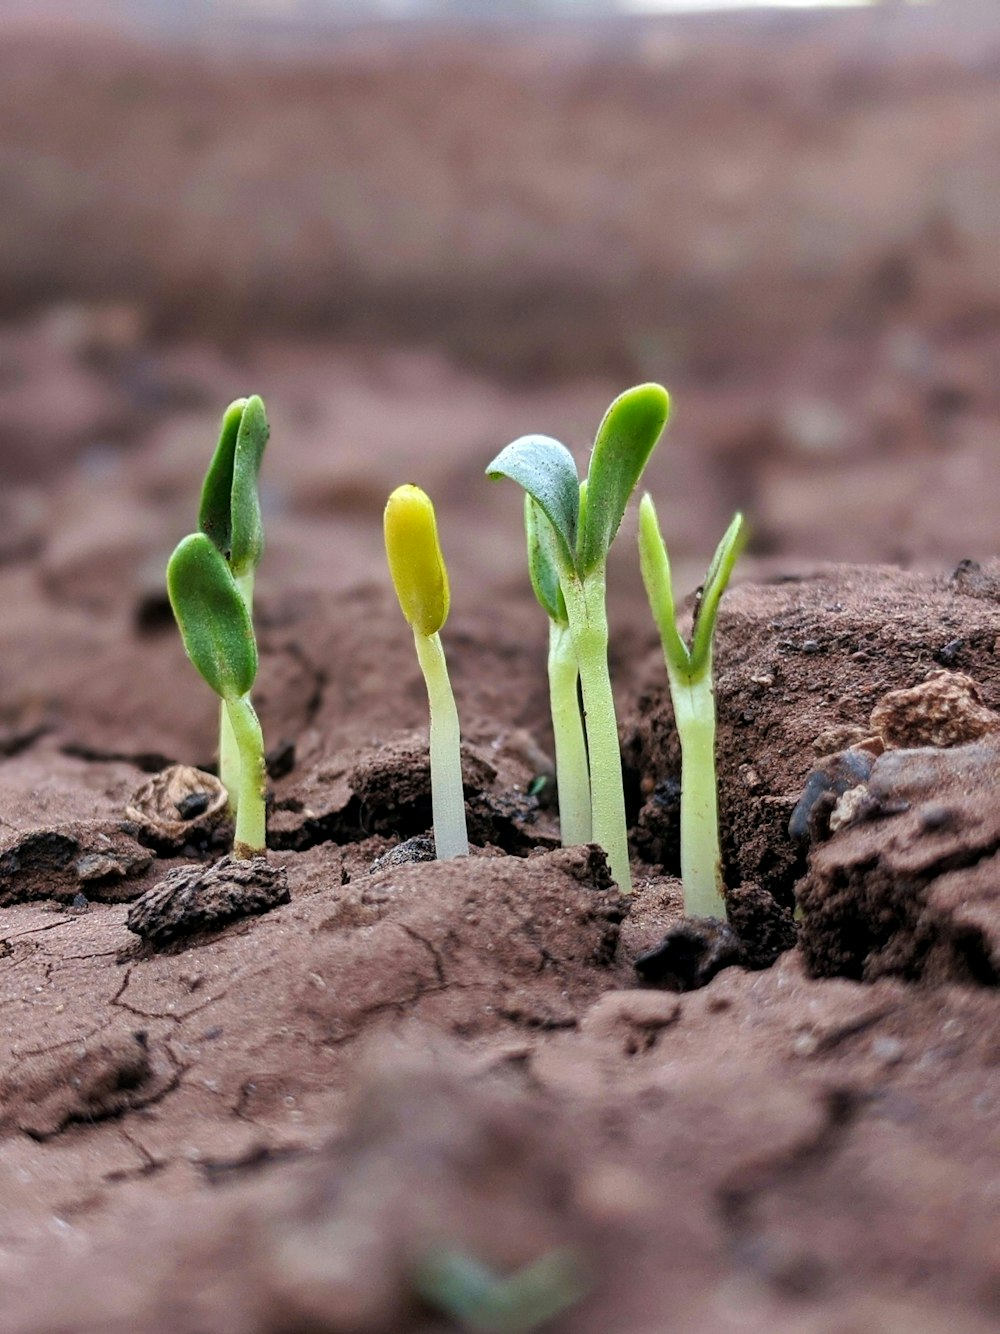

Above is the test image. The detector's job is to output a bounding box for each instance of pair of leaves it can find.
[167,396,268,702]
[488,384,670,619]
[199,395,269,577]
[638,493,745,680]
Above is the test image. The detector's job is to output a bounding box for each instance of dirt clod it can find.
[127,854,290,949]
[0,824,153,906]
[869,670,1000,749]
[798,734,1000,983]
[634,915,741,992]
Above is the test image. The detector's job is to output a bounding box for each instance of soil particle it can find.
[127,855,290,950]
[634,916,742,993]
[798,734,1000,983]
[0,1030,174,1139]
[369,835,436,871]
[0,823,153,906]
[869,669,1000,749]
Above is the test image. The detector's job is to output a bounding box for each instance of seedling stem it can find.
[546,619,591,845]
[414,629,469,860]
[225,692,267,858]
[218,570,255,808]
[560,569,629,881]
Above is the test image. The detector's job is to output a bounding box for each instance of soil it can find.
[2,7,1000,1333]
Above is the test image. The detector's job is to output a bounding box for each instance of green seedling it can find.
[414,1246,585,1334]
[198,395,270,813]
[638,494,745,918]
[487,384,671,892]
[524,495,591,846]
[384,484,469,859]
[167,532,266,858]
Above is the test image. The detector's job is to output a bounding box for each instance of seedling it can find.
[414,1246,585,1334]
[524,496,591,846]
[638,494,745,918]
[198,395,270,812]
[167,532,266,858]
[487,384,670,892]
[384,484,469,859]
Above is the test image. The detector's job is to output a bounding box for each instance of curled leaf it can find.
[384,484,450,637]
[167,533,258,701]
[486,435,579,575]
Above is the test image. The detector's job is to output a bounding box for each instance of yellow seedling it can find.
[384,485,469,859]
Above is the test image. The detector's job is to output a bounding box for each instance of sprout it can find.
[488,384,670,892]
[167,532,266,859]
[384,484,469,859]
[197,396,270,814]
[524,496,591,846]
[415,1246,585,1334]
[638,494,745,918]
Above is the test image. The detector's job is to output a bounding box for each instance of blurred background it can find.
[1,0,999,620]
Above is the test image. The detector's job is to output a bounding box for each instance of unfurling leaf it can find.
[578,383,670,575]
[198,394,269,576]
[486,435,580,574]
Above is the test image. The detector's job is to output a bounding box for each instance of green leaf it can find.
[524,496,567,625]
[198,398,246,562]
[689,511,745,673]
[167,533,258,701]
[198,395,269,577]
[638,493,690,678]
[486,435,579,573]
[229,394,269,576]
[578,384,670,575]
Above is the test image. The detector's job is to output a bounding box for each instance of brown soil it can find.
[2,8,1000,1332]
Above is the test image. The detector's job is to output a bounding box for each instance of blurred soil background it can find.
[1,0,999,625]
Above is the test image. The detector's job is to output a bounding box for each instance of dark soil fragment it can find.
[369,835,436,871]
[127,854,290,949]
[0,1030,174,1139]
[798,735,1000,983]
[0,823,153,906]
[634,915,741,993]
[725,881,798,969]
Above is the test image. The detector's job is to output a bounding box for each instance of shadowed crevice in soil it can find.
[0,1030,183,1141]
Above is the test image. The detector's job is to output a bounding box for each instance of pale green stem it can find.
[548,619,591,846]
[561,571,631,892]
[667,651,725,918]
[224,692,266,858]
[219,570,255,813]
[414,629,469,859]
